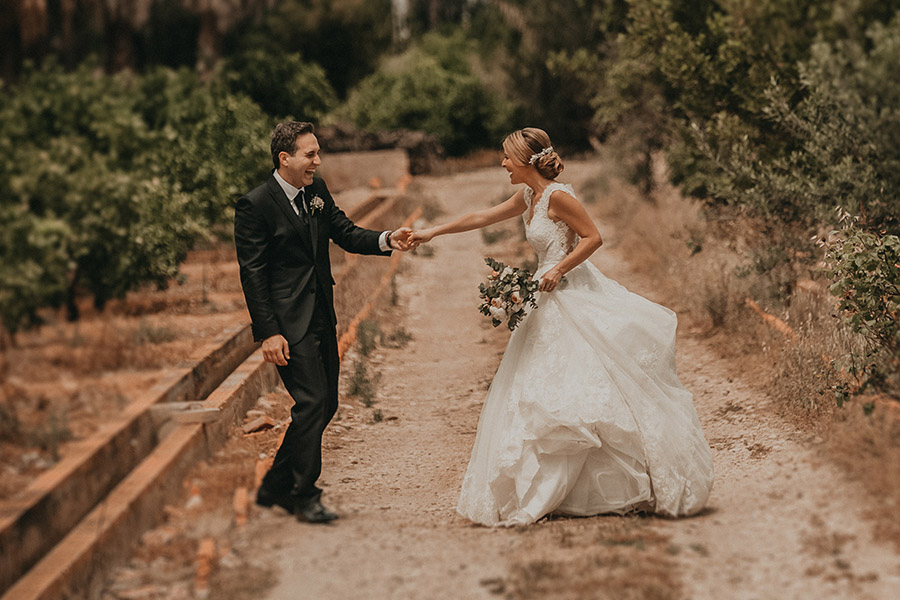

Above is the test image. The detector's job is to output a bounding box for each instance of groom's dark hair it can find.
[271,121,316,169]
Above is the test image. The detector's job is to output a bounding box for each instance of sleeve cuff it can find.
[378,230,392,252]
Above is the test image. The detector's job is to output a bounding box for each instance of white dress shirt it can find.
[273,170,391,251]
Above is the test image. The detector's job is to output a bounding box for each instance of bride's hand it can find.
[410,228,437,245]
[539,267,563,292]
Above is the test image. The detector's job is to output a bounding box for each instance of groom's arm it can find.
[319,181,391,256]
[234,196,281,342]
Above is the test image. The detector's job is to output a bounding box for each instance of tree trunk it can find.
[391,0,410,44]
[428,0,439,29]
[196,9,221,74]
[17,0,49,49]
[66,268,80,322]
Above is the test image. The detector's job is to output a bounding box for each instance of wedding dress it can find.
[457,182,714,526]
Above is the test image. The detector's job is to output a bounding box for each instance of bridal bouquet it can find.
[478,257,539,331]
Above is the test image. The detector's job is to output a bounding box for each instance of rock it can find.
[242,416,275,434]
[115,585,162,599]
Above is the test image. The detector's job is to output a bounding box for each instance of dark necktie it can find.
[295,189,307,222]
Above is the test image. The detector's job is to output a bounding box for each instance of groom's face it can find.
[279,133,321,188]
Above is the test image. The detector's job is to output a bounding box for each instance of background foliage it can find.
[0,60,269,333]
[2,0,900,396]
[339,32,514,155]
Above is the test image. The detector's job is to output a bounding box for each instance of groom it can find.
[234,121,414,523]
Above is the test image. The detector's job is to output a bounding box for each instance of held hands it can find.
[262,334,290,366]
[389,227,418,251]
[539,267,563,292]
[409,228,437,246]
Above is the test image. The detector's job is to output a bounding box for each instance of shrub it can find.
[823,214,900,396]
[220,48,337,121]
[0,59,270,333]
[340,33,514,155]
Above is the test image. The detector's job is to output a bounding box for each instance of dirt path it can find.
[149,163,900,600]
[259,168,517,599]
[586,180,900,600]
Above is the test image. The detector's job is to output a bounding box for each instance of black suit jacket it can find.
[234,173,389,345]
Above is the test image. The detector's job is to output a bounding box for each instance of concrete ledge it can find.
[317,149,409,192]
[1,351,279,600]
[0,325,256,594]
[0,185,394,596]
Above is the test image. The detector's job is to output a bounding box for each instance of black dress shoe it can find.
[295,499,339,523]
[255,487,295,513]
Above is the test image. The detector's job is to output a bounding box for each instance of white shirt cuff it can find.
[378,230,392,252]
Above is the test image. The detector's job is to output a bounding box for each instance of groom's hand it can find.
[262,334,290,366]
[389,227,417,251]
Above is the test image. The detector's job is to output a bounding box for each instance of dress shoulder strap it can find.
[537,182,576,208]
[545,182,576,199]
[524,186,535,208]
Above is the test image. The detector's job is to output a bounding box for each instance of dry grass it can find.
[826,399,900,547]
[103,391,284,600]
[592,150,900,549]
[505,517,681,600]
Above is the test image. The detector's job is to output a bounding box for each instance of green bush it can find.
[823,214,900,396]
[588,0,897,205]
[136,67,271,226]
[0,59,270,333]
[340,33,514,155]
[704,14,900,234]
[220,48,337,121]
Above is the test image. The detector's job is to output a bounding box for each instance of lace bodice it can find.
[523,183,581,271]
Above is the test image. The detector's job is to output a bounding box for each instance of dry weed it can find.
[505,517,680,600]
[826,399,900,548]
[593,151,900,550]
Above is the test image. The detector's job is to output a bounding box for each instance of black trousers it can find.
[261,299,339,503]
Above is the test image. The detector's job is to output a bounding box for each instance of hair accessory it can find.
[528,146,554,165]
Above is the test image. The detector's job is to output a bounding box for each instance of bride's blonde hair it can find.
[503,128,564,179]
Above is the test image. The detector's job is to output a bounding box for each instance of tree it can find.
[0,59,270,334]
[339,32,514,155]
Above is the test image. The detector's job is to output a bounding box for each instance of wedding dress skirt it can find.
[457,183,714,526]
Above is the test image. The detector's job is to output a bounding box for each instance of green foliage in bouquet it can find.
[823,213,900,397]
[478,258,540,331]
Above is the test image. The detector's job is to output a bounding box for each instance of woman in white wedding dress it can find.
[410,128,714,526]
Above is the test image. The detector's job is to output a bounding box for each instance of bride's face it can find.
[501,144,528,184]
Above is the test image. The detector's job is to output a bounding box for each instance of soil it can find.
[98,162,900,600]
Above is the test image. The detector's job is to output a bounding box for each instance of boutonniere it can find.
[309,195,325,216]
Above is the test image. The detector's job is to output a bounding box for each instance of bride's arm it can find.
[412,190,527,243]
[539,191,603,291]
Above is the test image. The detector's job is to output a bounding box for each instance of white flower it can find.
[489,305,507,321]
[309,195,325,215]
[528,146,554,165]
[500,266,513,279]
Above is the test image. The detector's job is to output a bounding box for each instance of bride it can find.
[410,128,714,526]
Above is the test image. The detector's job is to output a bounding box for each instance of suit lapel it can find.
[266,176,315,259]
[309,210,319,257]
[307,187,319,258]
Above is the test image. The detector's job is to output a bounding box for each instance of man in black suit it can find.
[234,121,414,523]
